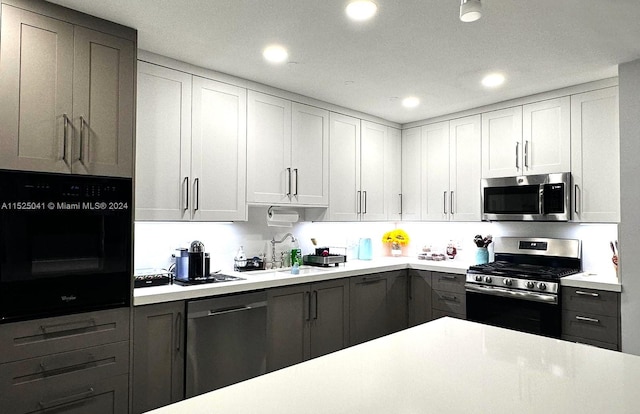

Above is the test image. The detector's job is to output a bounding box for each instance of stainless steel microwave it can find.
[481,173,571,221]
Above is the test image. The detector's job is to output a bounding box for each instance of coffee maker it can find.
[174,240,211,285]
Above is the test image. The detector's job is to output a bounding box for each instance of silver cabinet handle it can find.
[62,113,69,166]
[443,191,447,214]
[40,318,96,334]
[357,190,362,214]
[575,290,599,297]
[399,193,403,216]
[576,315,600,324]
[574,184,580,214]
[363,190,367,214]
[183,177,189,211]
[524,140,529,169]
[175,311,182,353]
[450,191,454,215]
[312,290,319,320]
[362,275,382,283]
[286,167,292,196]
[194,178,200,211]
[294,168,299,196]
[39,388,95,409]
[305,291,311,321]
[515,141,520,170]
[441,294,458,302]
[440,274,457,281]
[79,115,86,164]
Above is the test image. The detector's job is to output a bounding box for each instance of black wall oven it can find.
[0,170,132,323]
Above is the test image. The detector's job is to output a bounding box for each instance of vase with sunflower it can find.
[382,229,410,257]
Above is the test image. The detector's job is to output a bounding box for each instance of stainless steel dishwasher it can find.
[185,290,267,397]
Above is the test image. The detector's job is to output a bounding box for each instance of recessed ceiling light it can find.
[482,73,505,88]
[346,1,377,21]
[460,0,482,23]
[402,97,420,108]
[263,45,288,63]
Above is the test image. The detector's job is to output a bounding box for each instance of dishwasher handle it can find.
[204,301,267,317]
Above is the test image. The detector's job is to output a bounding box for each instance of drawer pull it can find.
[441,295,458,302]
[576,315,600,324]
[39,387,95,409]
[575,291,600,298]
[40,318,96,334]
[440,275,457,281]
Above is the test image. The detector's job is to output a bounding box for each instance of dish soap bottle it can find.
[235,246,247,268]
[290,239,302,266]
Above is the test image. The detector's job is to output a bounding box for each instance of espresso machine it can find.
[174,240,211,285]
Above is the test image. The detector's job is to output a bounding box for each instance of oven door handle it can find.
[465,284,558,305]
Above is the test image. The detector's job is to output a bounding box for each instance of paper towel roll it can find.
[267,208,299,227]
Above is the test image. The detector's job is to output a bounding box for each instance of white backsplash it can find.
[135,209,618,277]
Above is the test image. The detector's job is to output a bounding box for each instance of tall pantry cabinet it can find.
[0,2,135,177]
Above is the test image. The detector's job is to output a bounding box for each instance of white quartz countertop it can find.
[147,317,640,414]
[134,257,622,306]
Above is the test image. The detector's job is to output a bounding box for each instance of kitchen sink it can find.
[276,266,334,276]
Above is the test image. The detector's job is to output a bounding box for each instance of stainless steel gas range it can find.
[465,237,581,338]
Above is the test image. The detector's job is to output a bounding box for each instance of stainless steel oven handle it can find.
[465,284,558,304]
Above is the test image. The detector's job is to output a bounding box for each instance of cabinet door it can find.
[191,76,247,221]
[400,127,422,220]
[422,121,450,221]
[0,5,73,173]
[481,106,523,178]
[522,97,571,175]
[247,91,292,204]
[386,127,403,221]
[310,278,350,359]
[450,115,481,221]
[133,301,185,414]
[135,62,192,221]
[329,112,361,221]
[291,103,329,205]
[408,270,432,327]
[266,284,311,372]
[72,27,134,177]
[361,121,387,221]
[571,87,620,222]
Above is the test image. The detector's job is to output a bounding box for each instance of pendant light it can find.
[460,0,482,22]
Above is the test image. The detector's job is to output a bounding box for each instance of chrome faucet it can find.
[271,233,296,268]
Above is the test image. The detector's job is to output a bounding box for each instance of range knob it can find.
[484,276,493,283]
[538,283,547,291]
[503,278,513,286]
[475,275,483,282]
[526,281,535,289]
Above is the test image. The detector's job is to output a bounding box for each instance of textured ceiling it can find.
[48,0,640,124]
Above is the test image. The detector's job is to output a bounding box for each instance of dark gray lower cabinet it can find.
[349,270,408,345]
[0,308,130,414]
[132,301,185,414]
[561,287,621,350]
[267,278,350,372]
[408,269,432,327]
[431,272,467,320]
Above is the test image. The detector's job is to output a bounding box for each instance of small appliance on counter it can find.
[172,241,246,285]
[303,247,347,267]
[134,269,172,288]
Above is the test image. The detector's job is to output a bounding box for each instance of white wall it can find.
[619,58,640,355]
[135,212,617,277]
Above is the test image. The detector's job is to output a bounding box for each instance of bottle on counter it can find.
[291,239,302,266]
[235,246,247,268]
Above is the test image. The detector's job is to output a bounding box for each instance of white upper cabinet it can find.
[328,113,361,221]
[449,115,481,222]
[0,5,134,177]
[135,63,247,222]
[360,121,387,221]
[522,97,571,175]
[247,91,328,206]
[482,98,570,178]
[422,116,481,222]
[571,87,620,223]
[136,62,191,221]
[386,127,402,221]
[422,121,450,221]
[481,107,523,178]
[401,127,422,221]
[191,76,247,221]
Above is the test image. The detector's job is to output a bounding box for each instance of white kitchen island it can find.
[147,317,639,414]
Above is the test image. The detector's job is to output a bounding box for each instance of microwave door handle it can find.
[539,185,545,215]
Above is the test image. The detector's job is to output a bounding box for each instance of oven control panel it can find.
[466,273,559,294]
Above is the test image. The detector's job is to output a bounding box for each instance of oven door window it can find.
[466,291,561,338]
[484,185,540,214]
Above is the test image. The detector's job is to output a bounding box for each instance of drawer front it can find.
[432,308,466,321]
[432,289,466,315]
[1,342,129,413]
[0,307,130,364]
[431,272,466,294]
[562,287,619,315]
[2,372,128,414]
[562,310,618,345]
